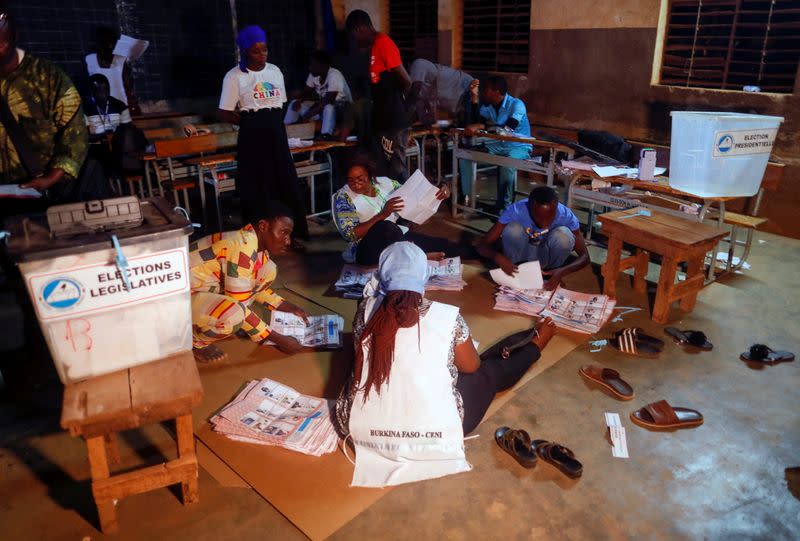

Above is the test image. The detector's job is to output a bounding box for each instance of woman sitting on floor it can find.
[334,242,555,486]
[332,153,455,265]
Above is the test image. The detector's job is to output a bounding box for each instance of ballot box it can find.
[6,197,194,383]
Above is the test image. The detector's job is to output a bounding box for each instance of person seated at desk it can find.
[476,186,590,290]
[332,153,451,265]
[334,242,556,462]
[458,75,532,214]
[407,58,475,126]
[84,74,131,139]
[85,25,139,115]
[190,201,310,363]
[284,50,353,140]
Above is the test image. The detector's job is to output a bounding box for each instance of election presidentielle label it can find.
[28,248,189,321]
[713,128,778,157]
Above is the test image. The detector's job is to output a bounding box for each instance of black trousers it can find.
[354,220,461,266]
[456,342,541,435]
[238,108,309,239]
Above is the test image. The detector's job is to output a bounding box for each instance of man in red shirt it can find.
[346,10,412,182]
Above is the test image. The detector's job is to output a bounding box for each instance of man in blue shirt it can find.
[476,186,590,290]
[459,75,532,214]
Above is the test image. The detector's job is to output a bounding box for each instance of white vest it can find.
[85,53,128,105]
[349,299,471,487]
[342,176,400,224]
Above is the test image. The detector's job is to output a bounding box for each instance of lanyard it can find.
[359,183,388,215]
[91,97,111,130]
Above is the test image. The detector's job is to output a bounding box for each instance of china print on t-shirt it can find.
[252,81,283,108]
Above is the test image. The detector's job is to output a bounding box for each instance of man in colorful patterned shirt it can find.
[189,201,309,363]
[0,10,88,215]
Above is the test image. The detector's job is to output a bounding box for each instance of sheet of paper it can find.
[0,185,42,199]
[591,165,667,179]
[390,169,441,224]
[489,261,543,290]
[604,412,629,458]
[561,160,597,171]
[113,34,150,61]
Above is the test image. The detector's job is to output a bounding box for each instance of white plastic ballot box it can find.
[6,197,194,383]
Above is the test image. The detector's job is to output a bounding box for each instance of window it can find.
[462,0,531,73]
[659,0,800,94]
[389,0,438,64]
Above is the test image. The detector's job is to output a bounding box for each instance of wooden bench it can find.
[599,208,728,323]
[61,351,203,533]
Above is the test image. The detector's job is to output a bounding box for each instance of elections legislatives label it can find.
[713,128,778,157]
[28,248,188,321]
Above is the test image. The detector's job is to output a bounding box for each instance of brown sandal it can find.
[494,427,538,468]
[579,364,634,401]
[630,399,703,430]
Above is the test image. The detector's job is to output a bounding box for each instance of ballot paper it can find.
[210,379,339,456]
[493,285,616,334]
[591,165,667,178]
[604,412,629,459]
[489,261,543,290]
[113,34,150,62]
[0,185,42,199]
[334,257,466,298]
[389,169,441,224]
[268,311,345,348]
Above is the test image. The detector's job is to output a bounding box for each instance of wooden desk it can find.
[61,352,204,533]
[598,208,727,324]
[450,129,575,218]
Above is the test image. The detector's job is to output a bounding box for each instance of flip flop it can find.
[630,399,703,430]
[665,327,713,351]
[740,344,795,365]
[579,364,634,400]
[611,328,665,358]
[193,344,228,364]
[494,427,538,468]
[532,439,583,479]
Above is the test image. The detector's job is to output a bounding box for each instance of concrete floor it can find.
[1,194,799,540]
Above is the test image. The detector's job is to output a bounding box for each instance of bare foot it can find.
[425,251,445,261]
[532,317,557,350]
[193,344,228,364]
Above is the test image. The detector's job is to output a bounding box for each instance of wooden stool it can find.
[598,208,727,324]
[61,351,204,533]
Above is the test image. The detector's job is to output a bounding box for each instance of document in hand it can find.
[389,169,441,224]
[489,261,543,290]
[268,311,345,348]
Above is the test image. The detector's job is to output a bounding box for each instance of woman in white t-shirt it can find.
[218,25,309,245]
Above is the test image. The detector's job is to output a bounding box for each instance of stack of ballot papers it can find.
[389,169,442,224]
[494,285,616,334]
[334,257,466,298]
[210,379,339,456]
[268,311,344,348]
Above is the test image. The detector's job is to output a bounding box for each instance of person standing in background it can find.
[345,10,412,182]
[85,26,139,115]
[217,24,309,249]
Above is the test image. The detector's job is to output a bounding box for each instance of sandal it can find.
[532,439,583,479]
[193,344,228,364]
[611,328,665,358]
[665,327,713,351]
[740,344,795,365]
[630,399,703,430]
[494,427,538,468]
[578,364,634,401]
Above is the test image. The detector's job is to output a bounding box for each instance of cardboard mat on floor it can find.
[194,264,593,540]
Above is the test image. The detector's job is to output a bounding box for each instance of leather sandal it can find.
[532,439,583,479]
[579,364,634,400]
[494,427,537,468]
[665,327,713,351]
[630,399,703,430]
[740,344,795,365]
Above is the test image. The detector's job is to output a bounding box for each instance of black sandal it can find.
[665,327,713,351]
[532,439,583,479]
[611,328,665,358]
[740,344,795,365]
[494,427,538,468]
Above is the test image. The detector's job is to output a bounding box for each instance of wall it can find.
[9,0,315,110]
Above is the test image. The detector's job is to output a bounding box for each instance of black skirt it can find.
[237,108,309,239]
